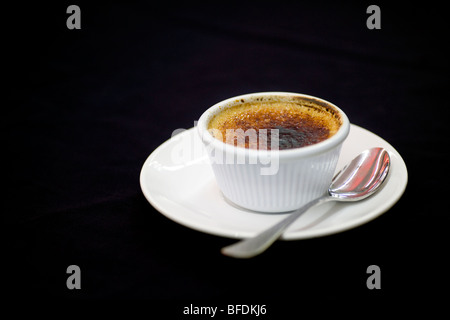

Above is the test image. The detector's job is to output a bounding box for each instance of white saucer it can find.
[140,124,408,240]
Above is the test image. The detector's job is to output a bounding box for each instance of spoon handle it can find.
[221,195,332,258]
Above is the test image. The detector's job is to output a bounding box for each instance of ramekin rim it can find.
[197,92,350,160]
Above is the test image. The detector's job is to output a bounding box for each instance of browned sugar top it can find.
[208,100,341,150]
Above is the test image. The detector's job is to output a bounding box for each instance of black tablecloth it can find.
[5,1,449,309]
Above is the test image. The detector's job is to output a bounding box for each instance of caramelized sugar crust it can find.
[208,100,341,150]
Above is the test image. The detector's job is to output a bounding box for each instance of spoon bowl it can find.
[329,148,390,201]
[221,147,390,258]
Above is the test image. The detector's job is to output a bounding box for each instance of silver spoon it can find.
[221,147,390,259]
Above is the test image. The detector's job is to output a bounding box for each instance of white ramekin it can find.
[197,92,350,212]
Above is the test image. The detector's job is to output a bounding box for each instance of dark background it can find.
[4,0,449,311]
